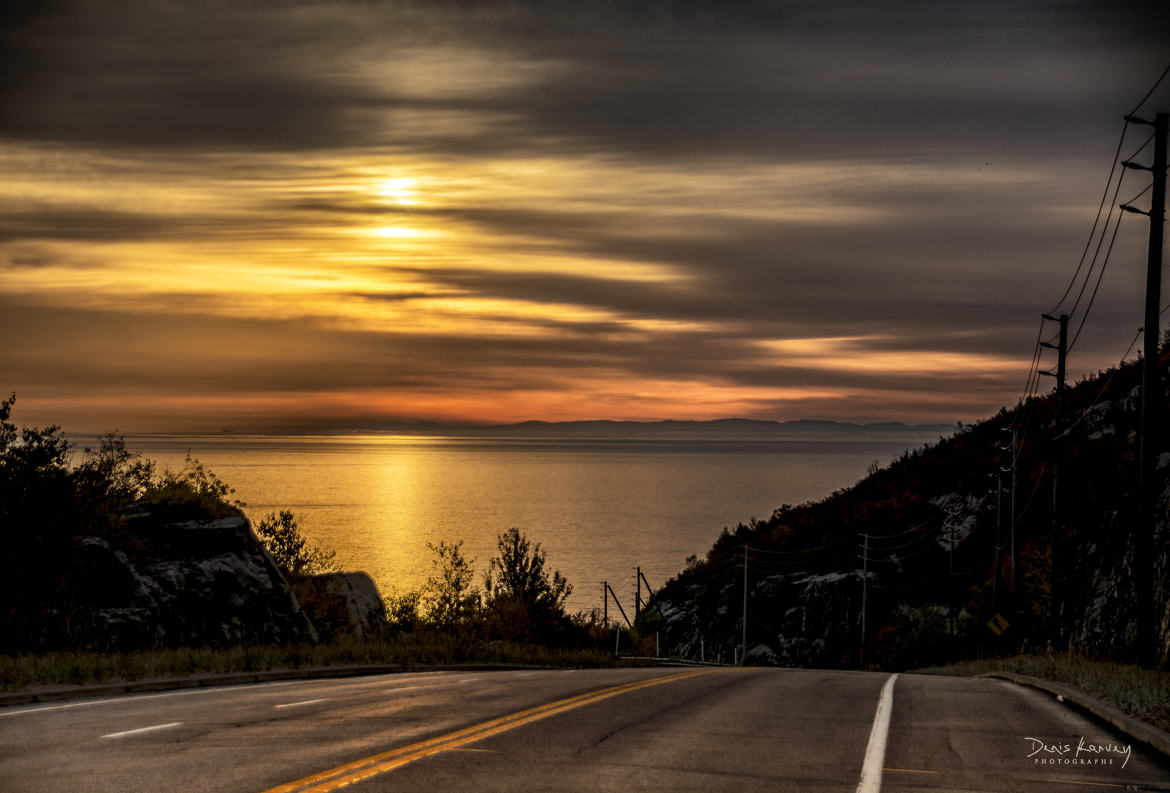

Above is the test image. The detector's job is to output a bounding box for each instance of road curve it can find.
[1,667,1168,792]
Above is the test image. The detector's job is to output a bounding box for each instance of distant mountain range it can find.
[360,418,957,438]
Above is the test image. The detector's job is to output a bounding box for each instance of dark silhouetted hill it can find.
[642,352,1170,670]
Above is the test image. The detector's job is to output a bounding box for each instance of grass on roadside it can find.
[0,635,626,692]
[918,653,1170,734]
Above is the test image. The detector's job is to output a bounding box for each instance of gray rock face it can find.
[297,572,388,641]
[62,512,318,649]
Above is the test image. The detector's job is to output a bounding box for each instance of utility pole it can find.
[605,582,632,628]
[1000,425,1018,602]
[993,469,1003,610]
[1039,313,1068,417]
[602,581,608,626]
[1122,110,1167,666]
[948,516,956,640]
[637,568,642,619]
[741,545,749,666]
[860,533,869,666]
[1040,312,1068,646]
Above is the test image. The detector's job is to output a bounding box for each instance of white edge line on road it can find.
[0,681,298,718]
[274,698,329,709]
[2,672,449,718]
[857,673,899,793]
[100,721,183,739]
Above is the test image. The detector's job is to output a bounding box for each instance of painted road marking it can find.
[275,699,329,709]
[857,673,898,793]
[259,669,712,793]
[1055,781,1129,789]
[0,682,298,718]
[0,673,448,719]
[100,722,183,739]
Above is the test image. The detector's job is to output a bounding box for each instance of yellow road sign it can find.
[987,613,1010,635]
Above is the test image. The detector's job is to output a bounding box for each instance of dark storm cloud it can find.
[1,1,385,151]
[3,0,1163,160]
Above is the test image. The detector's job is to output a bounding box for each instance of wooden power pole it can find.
[1040,312,1068,643]
[1123,110,1166,666]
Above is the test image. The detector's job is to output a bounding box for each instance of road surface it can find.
[1,667,1168,792]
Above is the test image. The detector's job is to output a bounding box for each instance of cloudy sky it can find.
[2,1,1168,433]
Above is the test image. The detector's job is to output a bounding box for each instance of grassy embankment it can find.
[920,653,1170,733]
[0,636,630,692]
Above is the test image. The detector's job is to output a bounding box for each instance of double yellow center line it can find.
[260,669,712,793]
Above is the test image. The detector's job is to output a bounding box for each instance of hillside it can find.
[641,350,1170,670]
[361,418,955,438]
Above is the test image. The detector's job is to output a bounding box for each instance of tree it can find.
[422,540,479,629]
[483,528,572,642]
[74,433,155,523]
[255,509,338,579]
[0,394,77,623]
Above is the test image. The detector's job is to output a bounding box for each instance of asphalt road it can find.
[1,667,1168,792]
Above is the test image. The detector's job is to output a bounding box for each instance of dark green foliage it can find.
[74,433,156,520]
[0,394,80,636]
[384,590,424,633]
[483,527,573,644]
[141,456,242,521]
[255,509,338,579]
[422,540,479,630]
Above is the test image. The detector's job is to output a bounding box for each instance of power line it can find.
[1048,121,1130,316]
[747,534,857,557]
[1065,165,1129,326]
[1125,181,1154,206]
[1056,326,1143,440]
[1129,59,1170,116]
[1068,210,1127,353]
[1062,129,1157,353]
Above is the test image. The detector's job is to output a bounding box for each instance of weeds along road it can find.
[1,667,1168,792]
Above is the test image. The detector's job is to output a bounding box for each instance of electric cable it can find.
[1056,326,1142,439]
[1065,168,1127,325]
[1068,209,1126,353]
[1047,121,1130,315]
[1129,59,1170,116]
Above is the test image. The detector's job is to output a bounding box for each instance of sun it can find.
[379,177,417,205]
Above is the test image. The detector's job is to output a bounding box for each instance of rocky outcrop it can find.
[26,512,320,650]
[295,572,387,641]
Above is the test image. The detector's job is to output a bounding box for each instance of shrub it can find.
[385,589,424,633]
[255,509,338,579]
[141,456,242,520]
